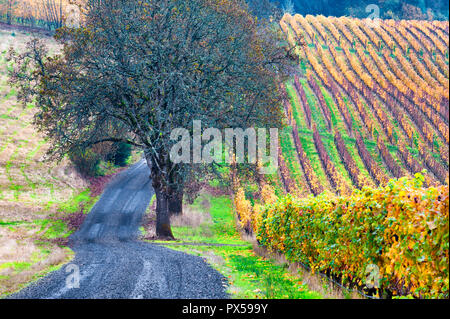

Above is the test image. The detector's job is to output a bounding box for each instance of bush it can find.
[234,183,278,235]
[69,141,132,176]
[69,148,102,177]
[110,142,132,167]
[257,174,449,298]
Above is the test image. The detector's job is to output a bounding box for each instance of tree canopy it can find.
[8,0,295,238]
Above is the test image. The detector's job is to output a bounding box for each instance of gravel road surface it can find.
[9,160,228,299]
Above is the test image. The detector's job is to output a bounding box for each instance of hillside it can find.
[276,14,449,197]
[232,15,449,298]
[0,29,88,296]
[233,15,449,299]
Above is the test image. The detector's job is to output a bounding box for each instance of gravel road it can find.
[9,160,229,299]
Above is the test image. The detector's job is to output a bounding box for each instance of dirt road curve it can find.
[9,160,228,299]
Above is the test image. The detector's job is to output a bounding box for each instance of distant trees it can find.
[69,141,132,177]
[256,0,449,20]
[0,0,66,29]
[0,0,17,24]
[281,0,295,15]
[246,0,281,19]
[9,0,294,238]
[37,0,64,29]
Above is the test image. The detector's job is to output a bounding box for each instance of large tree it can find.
[9,0,294,238]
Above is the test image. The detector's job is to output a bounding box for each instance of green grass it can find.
[297,130,331,189]
[320,133,354,186]
[285,80,355,190]
[151,194,322,299]
[58,189,95,214]
[34,219,70,240]
[0,114,17,120]
[285,81,309,130]
[0,221,24,226]
[300,78,328,131]
[1,187,98,239]
[0,262,32,273]
[321,86,343,130]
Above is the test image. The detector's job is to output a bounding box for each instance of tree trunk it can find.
[146,155,174,239]
[7,5,12,25]
[154,187,174,239]
[168,185,183,216]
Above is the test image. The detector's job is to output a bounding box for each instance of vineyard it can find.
[276,14,449,196]
[257,175,449,298]
[234,14,449,299]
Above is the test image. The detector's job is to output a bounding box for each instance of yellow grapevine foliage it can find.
[257,174,449,298]
[234,184,278,235]
[234,187,253,233]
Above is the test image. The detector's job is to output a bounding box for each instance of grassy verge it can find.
[0,187,99,298]
[145,193,322,299]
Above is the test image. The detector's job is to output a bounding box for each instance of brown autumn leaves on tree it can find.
[8,0,296,238]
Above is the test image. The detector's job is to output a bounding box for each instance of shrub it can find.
[109,142,132,167]
[69,148,102,177]
[234,184,278,235]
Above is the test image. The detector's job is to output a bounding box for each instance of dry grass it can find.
[0,29,86,222]
[0,223,71,296]
[141,198,213,240]
[0,27,83,297]
[170,205,212,228]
